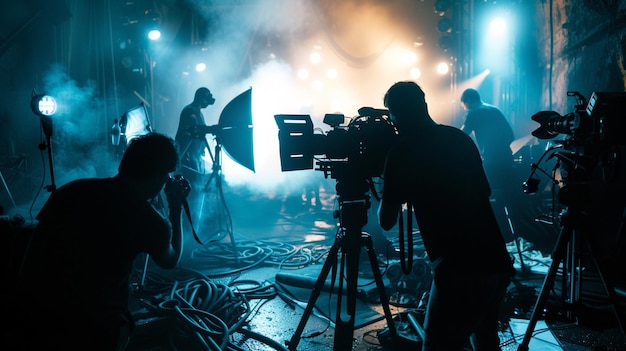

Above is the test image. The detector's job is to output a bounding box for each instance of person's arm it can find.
[155,176,191,269]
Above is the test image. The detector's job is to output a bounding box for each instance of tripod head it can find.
[316,159,375,235]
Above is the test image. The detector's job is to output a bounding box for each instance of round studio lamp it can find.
[30,91,58,191]
[217,88,255,173]
[201,88,255,173]
[30,93,57,117]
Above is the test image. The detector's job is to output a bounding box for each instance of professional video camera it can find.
[517,91,626,350]
[274,107,398,180]
[523,91,626,194]
[274,109,402,350]
[531,91,626,146]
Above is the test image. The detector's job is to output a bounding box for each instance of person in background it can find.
[4,132,189,350]
[378,81,514,351]
[460,88,515,191]
[175,87,215,187]
[460,88,517,243]
[174,87,216,243]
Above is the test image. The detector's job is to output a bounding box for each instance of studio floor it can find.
[3,178,625,351]
[119,182,626,351]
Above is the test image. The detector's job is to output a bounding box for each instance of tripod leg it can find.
[582,233,626,338]
[287,239,341,351]
[363,233,398,340]
[505,205,526,271]
[332,230,367,350]
[0,170,17,208]
[517,222,572,351]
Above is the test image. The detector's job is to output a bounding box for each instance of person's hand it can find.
[165,174,191,209]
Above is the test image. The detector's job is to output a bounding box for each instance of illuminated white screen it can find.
[122,103,151,144]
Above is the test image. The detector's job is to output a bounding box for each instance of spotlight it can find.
[436,62,450,75]
[30,93,57,117]
[148,29,161,41]
[30,91,57,191]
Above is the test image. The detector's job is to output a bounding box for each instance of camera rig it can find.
[274,108,398,180]
[523,91,626,194]
[518,91,626,350]
[274,109,404,350]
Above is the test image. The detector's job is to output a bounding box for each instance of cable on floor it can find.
[128,268,291,350]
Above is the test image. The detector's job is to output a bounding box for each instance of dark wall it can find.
[537,0,626,285]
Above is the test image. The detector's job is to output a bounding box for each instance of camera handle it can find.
[517,184,626,350]
[287,177,398,351]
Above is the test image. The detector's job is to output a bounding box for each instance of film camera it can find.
[274,107,398,179]
[523,91,626,194]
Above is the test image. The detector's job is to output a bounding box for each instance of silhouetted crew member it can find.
[6,133,189,350]
[460,88,515,189]
[175,87,215,185]
[379,81,514,351]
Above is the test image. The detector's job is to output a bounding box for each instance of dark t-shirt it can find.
[382,124,513,273]
[463,103,514,167]
[21,177,172,315]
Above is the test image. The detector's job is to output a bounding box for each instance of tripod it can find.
[179,133,238,253]
[200,137,239,260]
[287,170,398,351]
[517,182,626,350]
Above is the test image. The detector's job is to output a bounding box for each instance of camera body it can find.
[274,109,399,179]
[524,91,626,194]
[164,174,191,206]
[531,91,626,147]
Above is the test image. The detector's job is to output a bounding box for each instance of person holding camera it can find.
[4,132,189,350]
[378,81,514,351]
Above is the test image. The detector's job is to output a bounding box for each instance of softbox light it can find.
[206,88,255,173]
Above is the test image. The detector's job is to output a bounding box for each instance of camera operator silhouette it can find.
[4,132,189,350]
[461,88,517,242]
[378,81,514,351]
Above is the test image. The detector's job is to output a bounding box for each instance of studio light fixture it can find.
[30,90,57,191]
[148,29,161,41]
[30,93,57,117]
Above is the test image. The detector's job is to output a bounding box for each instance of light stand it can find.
[200,135,240,264]
[39,116,56,192]
[30,93,58,193]
[287,161,398,351]
[179,88,254,263]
